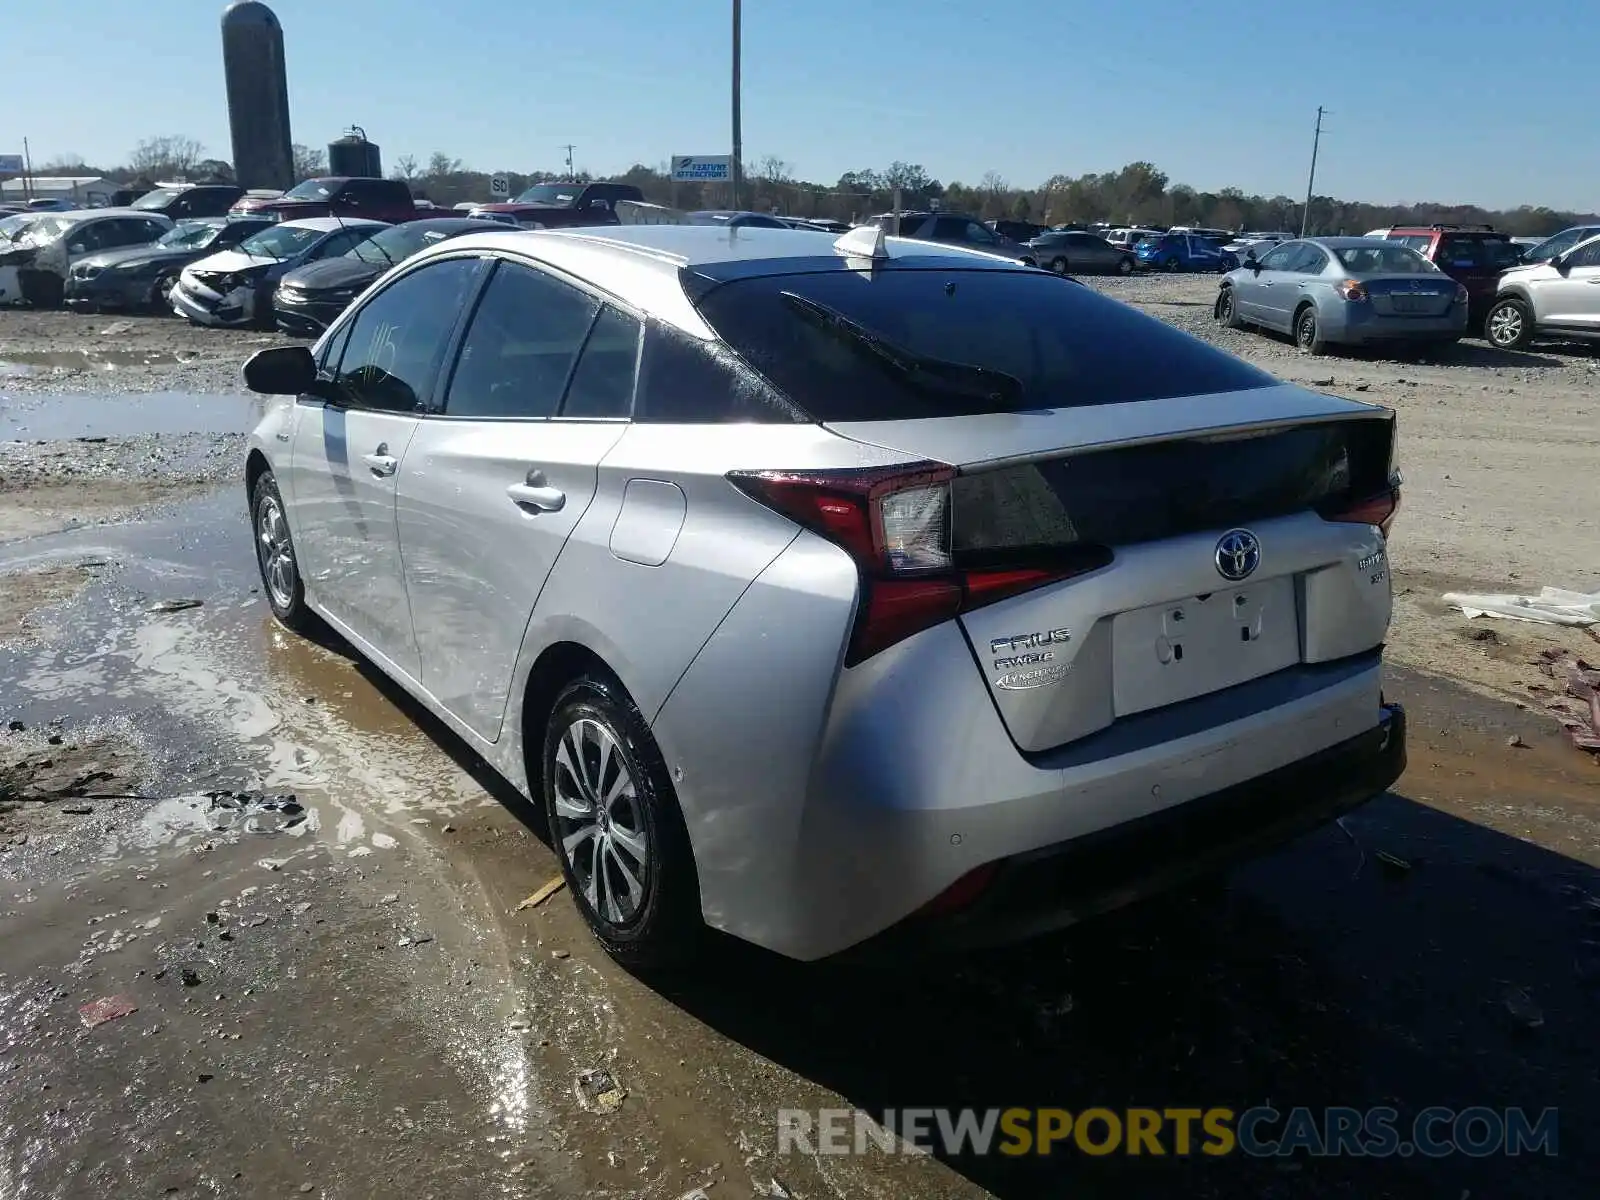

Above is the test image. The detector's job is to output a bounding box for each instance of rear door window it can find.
[443,259,600,420]
[692,267,1275,422]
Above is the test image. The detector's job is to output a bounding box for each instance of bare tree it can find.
[392,154,420,182]
[755,156,793,184]
[128,136,206,181]
[43,154,90,173]
[980,170,1008,199]
[425,152,464,180]
[291,144,327,182]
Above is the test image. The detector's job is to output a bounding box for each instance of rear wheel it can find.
[1050,256,1069,274]
[1163,256,1181,272]
[1117,256,1133,275]
[150,273,176,314]
[1485,297,1534,350]
[1294,304,1327,355]
[542,674,702,970]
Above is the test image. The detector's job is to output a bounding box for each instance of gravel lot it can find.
[3,274,1599,705]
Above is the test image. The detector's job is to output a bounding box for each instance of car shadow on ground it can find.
[277,620,1598,1199]
[653,796,1599,1198]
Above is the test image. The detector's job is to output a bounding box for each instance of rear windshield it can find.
[692,267,1275,421]
[1437,235,1520,270]
[1333,245,1438,274]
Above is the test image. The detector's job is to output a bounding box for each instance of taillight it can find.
[1453,283,1469,306]
[1337,279,1368,302]
[1323,485,1401,539]
[729,464,1105,664]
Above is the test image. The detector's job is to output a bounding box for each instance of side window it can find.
[1290,244,1328,274]
[1568,239,1600,269]
[1257,244,1296,270]
[562,306,642,419]
[633,321,804,424]
[334,257,481,413]
[964,221,1000,245]
[137,219,169,242]
[931,216,968,240]
[443,260,600,420]
[68,221,112,252]
[312,229,366,259]
[894,215,930,237]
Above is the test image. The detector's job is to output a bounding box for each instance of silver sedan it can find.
[1216,237,1468,354]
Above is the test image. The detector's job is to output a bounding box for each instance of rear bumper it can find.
[845,702,1404,958]
[1325,306,1467,344]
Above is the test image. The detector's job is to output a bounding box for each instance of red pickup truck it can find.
[469,180,644,229]
[231,176,421,224]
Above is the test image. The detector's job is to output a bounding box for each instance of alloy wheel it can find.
[1487,304,1522,347]
[551,716,652,928]
[256,494,296,610]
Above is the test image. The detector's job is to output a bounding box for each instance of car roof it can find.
[58,207,173,222]
[276,216,389,232]
[408,224,1034,333]
[1305,236,1417,250]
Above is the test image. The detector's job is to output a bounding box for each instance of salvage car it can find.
[0,208,174,307]
[1136,231,1236,272]
[471,181,644,229]
[171,216,386,328]
[1026,230,1135,275]
[129,183,247,220]
[66,216,274,313]
[238,222,1405,965]
[230,177,418,225]
[1217,237,1467,354]
[867,211,1037,265]
[273,216,503,336]
[1483,232,1600,350]
[1381,224,1522,329]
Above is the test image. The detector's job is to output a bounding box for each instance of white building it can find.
[0,175,120,208]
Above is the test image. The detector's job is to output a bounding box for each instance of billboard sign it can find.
[670,155,731,183]
[0,154,24,174]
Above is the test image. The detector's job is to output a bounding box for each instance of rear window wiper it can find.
[779,291,1023,409]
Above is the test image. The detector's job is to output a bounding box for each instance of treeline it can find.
[34,138,1599,238]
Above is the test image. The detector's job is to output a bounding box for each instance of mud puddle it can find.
[0,347,199,376]
[0,389,263,440]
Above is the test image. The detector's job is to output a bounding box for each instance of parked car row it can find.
[1214,221,1600,354]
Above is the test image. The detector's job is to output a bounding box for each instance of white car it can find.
[0,208,174,306]
[1484,233,1600,350]
[171,216,386,328]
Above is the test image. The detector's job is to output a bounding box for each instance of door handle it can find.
[507,469,566,513]
[361,443,398,478]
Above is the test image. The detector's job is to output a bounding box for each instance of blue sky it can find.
[9,0,1598,211]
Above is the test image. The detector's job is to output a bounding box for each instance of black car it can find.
[129,184,247,220]
[272,216,504,336]
[65,217,275,313]
[867,211,1038,265]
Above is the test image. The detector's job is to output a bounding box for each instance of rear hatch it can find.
[830,398,1396,751]
[689,260,1398,754]
[1431,233,1519,299]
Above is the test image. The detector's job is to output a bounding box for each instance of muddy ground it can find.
[2,291,1599,1200]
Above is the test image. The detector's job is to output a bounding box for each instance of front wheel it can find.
[1117,256,1134,275]
[1484,298,1534,350]
[1295,305,1327,355]
[1215,286,1242,329]
[1163,256,1181,272]
[542,675,702,969]
[250,471,316,633]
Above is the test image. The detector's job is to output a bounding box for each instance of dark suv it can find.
[127,184,246,220]
[1382,224,1523,329]
[230,177,419,224]
[868,212,1037,265]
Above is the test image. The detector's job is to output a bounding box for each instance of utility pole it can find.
[731,0,743,211]
[561,144,576,176]
[22,136,34,201]
[1300,106,1325,237]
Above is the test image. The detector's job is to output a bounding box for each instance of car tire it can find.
[1294,304,1327,355]
[250,471,316,634]
[1117,256,1133,275]
[1215,286,1243,330]
[150,274,176,313]
[1163,256,1181,272]
[542,674,702,970]
[1484,298,1534,350]
[1050,256,1069,274]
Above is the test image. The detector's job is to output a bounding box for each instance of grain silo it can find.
[328,127,382,178]
[221,0,294,191]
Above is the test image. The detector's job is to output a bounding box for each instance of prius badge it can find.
[1214,529,1261,582]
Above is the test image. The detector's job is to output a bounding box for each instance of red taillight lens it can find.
[730,464,1101,665]
[917,862,999,917]
[1324,486,1401,539]
[1338,279,1369,302]
[1454,283,1469,306]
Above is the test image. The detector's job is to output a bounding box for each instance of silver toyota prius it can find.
[240,222,1407,966]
